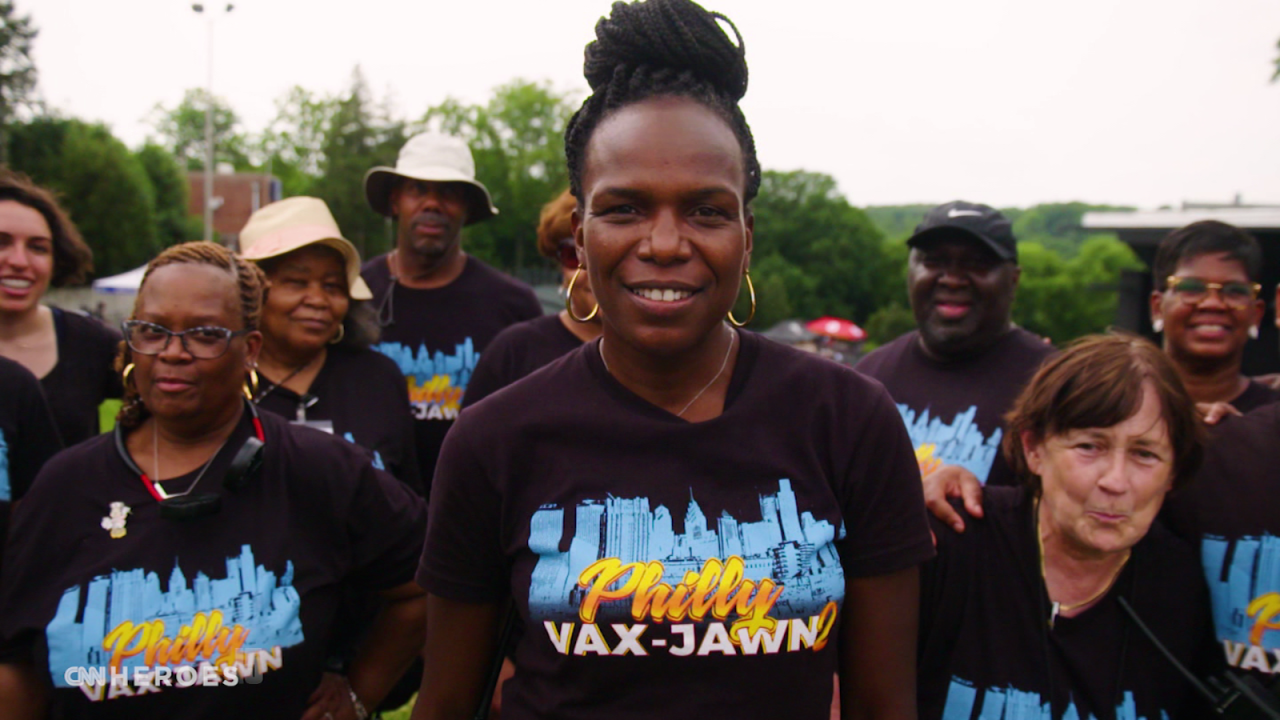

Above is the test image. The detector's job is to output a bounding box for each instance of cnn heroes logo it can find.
[62,659,266,702]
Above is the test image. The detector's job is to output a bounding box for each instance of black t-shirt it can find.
[0,409,426,718]
[419,331,935,720]
[1163,403,1280,685]
[0,355,62,555]
[41,308,123,447]
[462,314,583,408]
[361,254,543,491]
[857,328,1055,487]
[920,486,1214,720]
[1230,380,1280,414]
[254,345,422,493]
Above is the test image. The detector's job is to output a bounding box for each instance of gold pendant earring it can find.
[727,271,756,327]
[566,268,600,323]
[244,368,259,401]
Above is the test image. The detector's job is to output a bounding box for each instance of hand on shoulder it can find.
[923,463,984,533]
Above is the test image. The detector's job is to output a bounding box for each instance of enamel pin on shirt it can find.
[101,501,131,539]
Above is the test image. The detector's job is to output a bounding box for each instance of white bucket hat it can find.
[238,197,373,300]
[363,132,499,224]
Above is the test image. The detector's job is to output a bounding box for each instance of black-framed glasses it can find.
[1165,276,1261,309]
[122,320,248,360]
[556,239,580,270]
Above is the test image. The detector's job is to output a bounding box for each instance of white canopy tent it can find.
[91,265,147,294]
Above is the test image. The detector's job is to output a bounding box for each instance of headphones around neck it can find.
[114,399,266,521]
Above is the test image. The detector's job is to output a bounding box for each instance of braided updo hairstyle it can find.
[565,0,761,204]
[115,241,267,429]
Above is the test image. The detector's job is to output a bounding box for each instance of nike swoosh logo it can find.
[948,209,984,218]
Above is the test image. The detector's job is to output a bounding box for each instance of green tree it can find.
[309,68,405,258]
[1012,202,1131,258]
[419,79,578,272]
[0,0,37,164]
[147,88,249,170]
[1013,236,1141,342]
[135,143,200,245]
[863,303,916,350]
[9,118,159,277]
[750,170,894,326]
[257,86,338,197]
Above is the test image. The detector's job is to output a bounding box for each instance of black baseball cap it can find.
[907,201,1017,262]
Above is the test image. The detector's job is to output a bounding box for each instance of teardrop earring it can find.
[1249,325,1259,340]
[1151,318,1164,333]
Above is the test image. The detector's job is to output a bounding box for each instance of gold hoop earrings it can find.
[243,368,259,401]
[121,363,135,387]
[329,324,345,345]
[727,271,756,327]
[565,268,600,323]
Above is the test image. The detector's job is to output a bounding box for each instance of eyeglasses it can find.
[556,239,580,270]
[123,320,249,360]
[1165,276,1261,309]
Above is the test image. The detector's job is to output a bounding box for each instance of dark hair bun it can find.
[584,0,747,102]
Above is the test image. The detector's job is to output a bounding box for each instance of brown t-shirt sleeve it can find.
[344,459,429,591]
[835,382,935,578]
[416,417,506,603]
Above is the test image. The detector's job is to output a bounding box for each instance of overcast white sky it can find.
[20,0,1280,209]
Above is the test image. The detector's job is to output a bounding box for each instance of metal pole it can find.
[203,12,215,244]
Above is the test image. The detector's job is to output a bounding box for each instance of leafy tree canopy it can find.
[750,170,893,328]
[307,68,405,259]
[0,0,37,163]
[147,88,250,171]
[9,118,161,277]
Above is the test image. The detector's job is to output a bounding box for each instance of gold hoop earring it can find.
[727,271,756,327]
[329,324,345,345]
[243,369,259,402]
[121,363,135,388]
[565,268,599,323]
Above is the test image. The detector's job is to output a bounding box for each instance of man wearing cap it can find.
[361,132,542,491]
[857,200,1053,489]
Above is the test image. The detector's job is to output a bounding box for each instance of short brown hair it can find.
[1003,333,1205,495]
[0,169,94,286]
[535,189,576,261]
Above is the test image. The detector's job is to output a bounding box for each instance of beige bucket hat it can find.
[238,197,373,300]
[363,132,499,224]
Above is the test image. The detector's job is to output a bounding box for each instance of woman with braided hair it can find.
[0,241,427,720]
[414,1,933,718]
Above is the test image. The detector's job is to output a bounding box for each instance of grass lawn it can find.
[99,399,122,434]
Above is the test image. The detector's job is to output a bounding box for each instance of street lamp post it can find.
[192,3,233,244]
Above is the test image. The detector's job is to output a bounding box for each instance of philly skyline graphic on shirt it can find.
[897,404,1001,485]
[45,544,303,693]
[1202,533,1280,675]
[523,479,846,660]
[374,337,478,421]
[0,427,9,501]
[942,676,1169,720]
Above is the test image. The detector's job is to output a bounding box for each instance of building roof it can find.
[1082,207,1280,232]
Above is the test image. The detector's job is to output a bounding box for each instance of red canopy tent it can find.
[806,316,867,342]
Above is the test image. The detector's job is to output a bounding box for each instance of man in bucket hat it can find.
[361,132,542,494]
[857,200,1053,494]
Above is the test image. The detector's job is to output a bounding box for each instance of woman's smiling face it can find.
[575,96,751,358]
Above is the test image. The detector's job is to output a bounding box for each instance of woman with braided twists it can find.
[413,2,933,719]
[0,242,427,720]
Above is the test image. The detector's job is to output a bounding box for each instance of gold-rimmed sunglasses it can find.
[1165,276,1262,309]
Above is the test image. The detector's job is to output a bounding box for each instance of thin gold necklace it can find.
[1036,500,1130,628]
[600,326,736,418]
